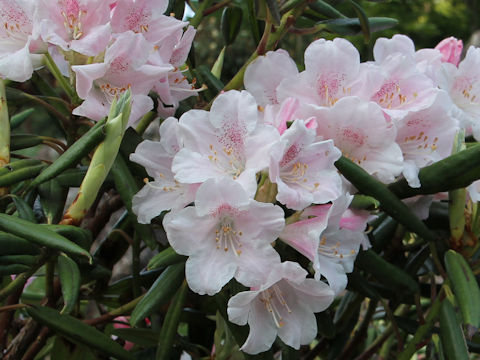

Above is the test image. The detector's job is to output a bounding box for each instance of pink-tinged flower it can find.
[130,117,199,224]
[370,53,438,120]
[435,37,463,67]
[227,261,334,354]
[172,90,279,197]
[373,34,416,63]
[35,0,113,56]
[436,46,480,140]
[163,178,285,295]
[305,96,403,183]
[276,38,383,107]
[280,195,371,294]
[72,31,172,124]
[244,49,299,106]
[395,90,458,188]
[111,0,184,46]
[0,0,45,81]
[262,97,317,135]
[269,119,342,210]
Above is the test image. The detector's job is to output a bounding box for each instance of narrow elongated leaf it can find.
[0,231,40,255]
[265,0,281,24]
[26,306,134,360]
[46,225,93,250]
[0,254,38,265]
[9,194,36,222]
[335,156,436,243]
[0,158,42,176]
[439,299,469,360]
[319,17,398,35]
[389,144,480,198]
[221,7,243,45]
[0,214,91,262]
[58,254,81,314]
[10,134,43,150]
[349,0,370,42]
[0,163,46,187]
[148,247,187,270]
[10,108,34,129]
[309,1,347,19]
[110,328,159,347]
[130,263,185,326]
[28,118,107,189]
[38,178,68,224]
[156,281,188,360]
[355,250,419,293]
[445,250,480,334]
[0,264,30,275]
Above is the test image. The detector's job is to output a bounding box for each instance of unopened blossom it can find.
[0,0,45,81]
[280,195,371,294]
[163,178,284,295]
[227,261,334,354]
[305,96,403,183]
[35,0,113,56]
[269,119,342,210]
[276,38,382,107]
[395,90,458,187]
[130,117,199,224]
[172,90,279,197]
[244,49,299,106]
[435,36,463,66]
[72,31,172,124]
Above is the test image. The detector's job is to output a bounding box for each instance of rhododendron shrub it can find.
[1,1,480,359]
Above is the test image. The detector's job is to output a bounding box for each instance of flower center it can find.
[207,144,245,180]
[98,82,131,103]
[372,81,418,109]
[61,0,86,40]
[0,4,31,41]
[318,236,356,260]
[259,284,292,328]
[280,162,320,192]
[215,217,243,255]
[402,130,439,153]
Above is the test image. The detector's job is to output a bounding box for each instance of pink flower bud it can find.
[435,37,463,66]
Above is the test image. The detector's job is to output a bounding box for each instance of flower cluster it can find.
[0,0,197,123]
[130,34,479,354]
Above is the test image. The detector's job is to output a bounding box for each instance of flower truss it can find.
[126,33,476,355]
[0,0,199,122]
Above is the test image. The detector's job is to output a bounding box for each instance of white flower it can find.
[269,119,342,210]
[227,261,334,354]
[172,90,279,197]
[163,178,285,295]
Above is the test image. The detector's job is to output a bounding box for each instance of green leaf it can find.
[348,0,370,42]
[156,281,188,360]
[0,264,30,275]
[439,299,469,360]
[389,144,480,198]
[38,178,68,224]
[9,194,36,222]
[309,1,347,19]
[46,225,93,251]
[26,306,134,360]
[335,156,436,243]
[319,17,398,35]
[355,250,419,294]
[221,7,243,45]
[147,247,187,270]
[10,134,43,150]
[0,163,46,187]
[10,108,34,129]
[0,230,40,255]
[110,328,159,348]
[28,118,107,189]
[444,250,480,334]
[130,263,185,326]
[0,214,91,262]
[58,254,81,314]
[0,159,43,176]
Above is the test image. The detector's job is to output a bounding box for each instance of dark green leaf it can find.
[221,7,244,45]
[26,306,134,360]
[58,254,81,314]
[439,299,469,360]
[148,247,187,270]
